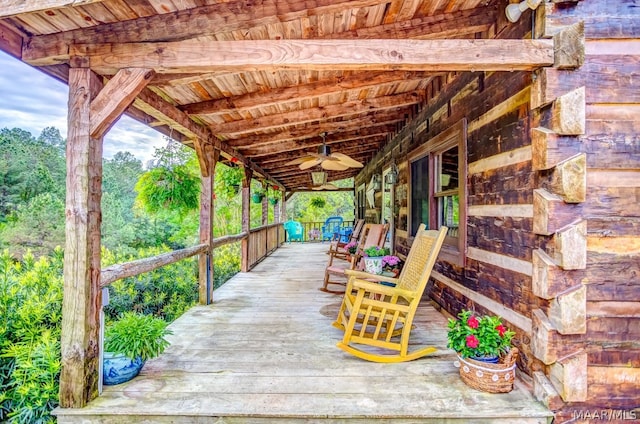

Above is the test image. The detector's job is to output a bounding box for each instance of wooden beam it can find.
[548,153,586,203]
[227,122,399,149]
[199,147,219,305]
[66,39,555,74]
[533,188,578,235]
[60,67,103,408]
[241,135,386,158]
[533,371,563,411]
[240,167,252,273]
[531,127,580,171]
[531,309,562,365]
[21,2,495,66]
[554,220,587,270]
[0,22,23,58]
[549,351,588,402]
[549,285,587,334]
[211,92,422,136]
[553,21,585,69]
[550,86,586,135]
[90,68,154,138]
[181,71,435,116]
[0,0,104,18]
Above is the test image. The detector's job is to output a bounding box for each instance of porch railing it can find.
[246,223,285,269]
[294,220,354,242]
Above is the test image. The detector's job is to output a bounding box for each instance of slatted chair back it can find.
[396,225,443,293]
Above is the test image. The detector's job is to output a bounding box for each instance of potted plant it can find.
[362,246,390,274]
[251,188,265,203]
[103,312,172,385]
[267,186,279,205]
[447,310,518,393]
[382,254,403,277]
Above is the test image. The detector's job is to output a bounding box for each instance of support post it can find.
[198,144,218,304]
[261,180,268,227]
[59,66,104,407]
[240,167,253,272]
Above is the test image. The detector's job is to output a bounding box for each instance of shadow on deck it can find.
[55,243,553,423]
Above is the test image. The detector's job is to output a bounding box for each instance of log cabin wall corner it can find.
[355,1,640,422]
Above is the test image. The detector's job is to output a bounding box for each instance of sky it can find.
[0,51,167,165]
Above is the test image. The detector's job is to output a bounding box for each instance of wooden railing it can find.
[247,223,285,269]
[100,232,248,287]
[295,220,355,242]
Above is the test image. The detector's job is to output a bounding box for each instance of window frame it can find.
[407,119,467,266]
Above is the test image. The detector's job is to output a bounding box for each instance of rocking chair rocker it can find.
[332,224,447,363]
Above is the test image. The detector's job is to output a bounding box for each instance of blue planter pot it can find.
[470,355,499,364]
[103,352,144,385]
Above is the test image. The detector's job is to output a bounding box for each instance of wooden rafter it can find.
[180,71,437,116]
[211,92,422,136]
[63,39,554,74]
[242,134,387,159]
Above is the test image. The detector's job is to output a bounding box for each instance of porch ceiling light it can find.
[311,171,327,186]
[505,0,542,23]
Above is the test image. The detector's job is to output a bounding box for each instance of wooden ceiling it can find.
[0,0,505,190]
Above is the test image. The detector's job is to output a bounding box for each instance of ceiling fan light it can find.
[311,171,327,185]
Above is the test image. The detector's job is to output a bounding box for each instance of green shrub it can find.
[104,312,172,361]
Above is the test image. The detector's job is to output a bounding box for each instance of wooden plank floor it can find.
[56,243,553,423]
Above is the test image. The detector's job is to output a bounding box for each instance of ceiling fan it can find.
[285,132,364,171]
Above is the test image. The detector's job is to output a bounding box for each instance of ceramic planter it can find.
[103,352,145,385]
[363,256,383,274]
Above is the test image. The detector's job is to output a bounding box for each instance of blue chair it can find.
[283,220,303,243]
[321,216,344,241]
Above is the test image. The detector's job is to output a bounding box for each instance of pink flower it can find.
[466,335,479,348]
[496,324,506,337]
[467,315,479,329]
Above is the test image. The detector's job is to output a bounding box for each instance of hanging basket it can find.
[454,347,518,393]
[251,193,264,203]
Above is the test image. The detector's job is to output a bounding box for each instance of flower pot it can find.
[363,257,383,274]
[453,348,518,393]
[251,193,264,203]
[268,198,278,205]
[470,354,499,364]
[103,352,145,385]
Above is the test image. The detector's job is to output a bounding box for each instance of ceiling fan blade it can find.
[331,152,363,168]
[323,183,339,190]
[299,157,323,170]
[321,160,349,171]
[285,156,315,166]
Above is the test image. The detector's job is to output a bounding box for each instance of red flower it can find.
[230,157,239,163]
[466,335,479,348]
[496,324,506,337]
[467,315,479,329]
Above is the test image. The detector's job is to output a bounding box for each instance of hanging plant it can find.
[135,165,199,215]
[216,165,243,199]
[310,197,326,208]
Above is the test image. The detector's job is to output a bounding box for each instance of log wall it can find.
[355,1,639,421]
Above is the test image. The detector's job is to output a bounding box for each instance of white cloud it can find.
[0,51,166,165]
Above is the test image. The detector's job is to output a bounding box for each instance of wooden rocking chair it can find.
[332,224,447,362]
[320,223,389,294]
[327,218,365,254]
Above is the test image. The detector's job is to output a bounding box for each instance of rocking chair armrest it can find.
[344,269,391,281]
[351,278,414,299]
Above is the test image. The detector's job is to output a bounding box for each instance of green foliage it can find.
[0,249,63,424]
[101,246,199,322]
[215,164,243,199]
[135,140,200,217]
[285,178,355,223]
[362,246,389,257]
[309,197,326,209]
[213,243,241,289]
[104,312,172,361]
[447,310,515,358]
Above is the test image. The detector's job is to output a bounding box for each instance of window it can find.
[408,119,467,265]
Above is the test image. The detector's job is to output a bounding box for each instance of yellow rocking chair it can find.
[332,224,447,363]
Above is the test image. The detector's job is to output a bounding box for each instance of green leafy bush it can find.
[0,249,63,424]
[104,312,172,361]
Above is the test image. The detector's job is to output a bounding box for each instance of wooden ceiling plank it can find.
[212,92,422,136]
[90,68,155,138]
[244,134,387,158]
[0,0,106,19]
[63,39,554,74]
[181,71,435,115]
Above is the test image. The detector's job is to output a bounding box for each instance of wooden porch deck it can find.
[55,243,553,423]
